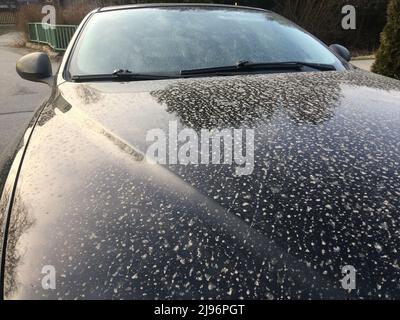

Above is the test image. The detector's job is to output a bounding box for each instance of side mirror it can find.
[16,52,53,84]
[329,44,351,62]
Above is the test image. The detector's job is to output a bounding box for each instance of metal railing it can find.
[28,23,77,52]
[0,11,16,25]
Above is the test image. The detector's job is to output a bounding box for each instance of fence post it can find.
[34,23,38,42]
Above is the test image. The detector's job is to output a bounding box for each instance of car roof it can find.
[98,3,268,13]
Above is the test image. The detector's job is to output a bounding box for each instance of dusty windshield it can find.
[68,7,344,76]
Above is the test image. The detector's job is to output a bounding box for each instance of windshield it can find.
[68,7,345,77]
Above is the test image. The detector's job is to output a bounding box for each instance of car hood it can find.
[2,70,400,299]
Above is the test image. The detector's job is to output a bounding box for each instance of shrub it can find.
[58,3,98,25]
[16,4,42,37]
[372,0,400,79]
[274,0,389,52]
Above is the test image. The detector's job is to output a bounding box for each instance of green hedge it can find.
[372,0,400,79]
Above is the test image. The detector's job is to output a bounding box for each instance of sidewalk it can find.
[0,29,53,194]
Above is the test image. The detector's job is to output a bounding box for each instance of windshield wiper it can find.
[70,62,336,82]
[180,61,336,76]
[71,69,178,82]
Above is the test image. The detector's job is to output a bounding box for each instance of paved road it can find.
[0,29,52,193]
[351,59,375,71]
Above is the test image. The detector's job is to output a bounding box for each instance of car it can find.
[1,3,400,300]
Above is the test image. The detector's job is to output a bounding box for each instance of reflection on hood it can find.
[152,70,400,129]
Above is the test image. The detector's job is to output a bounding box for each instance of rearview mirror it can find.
[16,52,53,84]
[329,44,351,62]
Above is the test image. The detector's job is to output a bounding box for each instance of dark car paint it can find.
[1,68,400,299]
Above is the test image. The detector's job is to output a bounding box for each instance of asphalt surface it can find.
[0,29,53,194]
[351,59,375,71]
